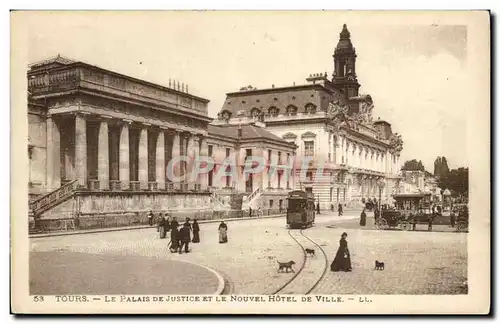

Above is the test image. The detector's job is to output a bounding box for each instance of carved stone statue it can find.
[327,100,351,131]
[360,100,374,123]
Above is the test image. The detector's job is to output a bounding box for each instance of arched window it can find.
[250,108,261,120]
[305,103,317,114]
[220,110,232,121]
[286,105,298,116]
[268,106,279,117]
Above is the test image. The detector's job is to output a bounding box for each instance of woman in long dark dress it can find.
[192,220,200,243]
[330,232,352,272]
[218,221,228,244]
[170,217,180,252]
[157,214,166,239]
[359,208,367,227]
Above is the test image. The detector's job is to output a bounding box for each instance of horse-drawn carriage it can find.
[375,193,434,231]
[452,203,469,232]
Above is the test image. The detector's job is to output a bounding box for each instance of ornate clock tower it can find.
[332,24,361,110]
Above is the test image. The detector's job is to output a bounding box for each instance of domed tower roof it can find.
[334,24,355,55]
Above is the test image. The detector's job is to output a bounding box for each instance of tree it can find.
[401,159,425,171]
[437,167,469,197]
[434,156,450,178]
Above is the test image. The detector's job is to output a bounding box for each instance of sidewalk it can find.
[29,213,287,238]
[30,251,225,295]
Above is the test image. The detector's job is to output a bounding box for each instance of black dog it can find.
[277,261,296,273]
[374,260,385,270]
[305,248,315,257]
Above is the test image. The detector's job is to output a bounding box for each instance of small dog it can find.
[277,261,296,273]
[305,248,316,257]
[374,260,385,270]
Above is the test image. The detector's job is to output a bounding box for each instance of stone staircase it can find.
[29,180,79,218]
[209,190,231,210]
[242,186,262,209]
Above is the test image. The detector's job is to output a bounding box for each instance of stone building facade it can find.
[212,24,404,209]
[27,55,295,219]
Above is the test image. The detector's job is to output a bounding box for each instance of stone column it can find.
[186,133,195,178]
[46,116,61,190]
[75,114,87,187]
[170,131,181,184]
[119,121,130,190]
[138,126,148,189]
[193,135,201,188]
[199,137,209,190]
[97,119,110,190]
[155,130,165,190]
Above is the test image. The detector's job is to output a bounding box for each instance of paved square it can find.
[30,212,467,294]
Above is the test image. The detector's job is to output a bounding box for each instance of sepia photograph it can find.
[10,10,490,314]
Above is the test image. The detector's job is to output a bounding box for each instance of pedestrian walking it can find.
[450,209,456,227]
[157,213,167,239]
[331,203,334,212]
[192,219,200,243]
[178,223,191,254]
[428,214,434,232]
[218,221,228,244]
[248,207,252,217]
[359,208,367,227]
[330,232,352,272]
[184,217,192,231]
[148,210,154,226]
[316,202,321,215]
[169,217,180,253]
[338,203,343,217]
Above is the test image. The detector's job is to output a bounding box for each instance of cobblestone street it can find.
[30,211,467,295]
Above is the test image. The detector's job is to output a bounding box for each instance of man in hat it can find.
[147,210,154,226]
[178,223,191,254]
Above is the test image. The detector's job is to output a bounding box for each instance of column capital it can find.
[121,118,133,125]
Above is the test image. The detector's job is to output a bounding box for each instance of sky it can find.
[22,11,469,171]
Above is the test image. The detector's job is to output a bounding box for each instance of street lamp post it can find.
[233,110,245,192]
[377,178,386,218]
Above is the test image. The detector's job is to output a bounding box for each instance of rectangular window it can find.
[208,145,213,157]
[278,152,282,165]
[226,148,230,158]
[268,149,272,164]
[337,188,340,201]
[277,172,282,189]
[304,141,314,156]
[306,171,313,181]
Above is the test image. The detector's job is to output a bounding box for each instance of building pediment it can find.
[301,131,316,139]
[282,132,297,140]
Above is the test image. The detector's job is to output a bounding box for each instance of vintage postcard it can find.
[11,10,490,314]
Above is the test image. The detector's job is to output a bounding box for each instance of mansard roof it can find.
[208,124,296,148]
[221,83,344,117]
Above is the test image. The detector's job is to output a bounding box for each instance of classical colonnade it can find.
[335,134,400,173]
[46,113,209,192]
